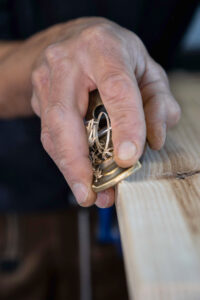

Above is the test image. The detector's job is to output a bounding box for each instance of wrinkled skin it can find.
[22,17,180,208]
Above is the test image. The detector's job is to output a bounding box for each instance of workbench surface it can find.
[116,72,200,300]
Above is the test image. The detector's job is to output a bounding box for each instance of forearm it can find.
[0,41,29,118]
[0,24,64,118]
[0,41,22,60]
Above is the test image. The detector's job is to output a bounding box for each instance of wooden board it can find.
[116,72,200,300]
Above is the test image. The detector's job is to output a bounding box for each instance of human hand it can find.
[30,17,181,208]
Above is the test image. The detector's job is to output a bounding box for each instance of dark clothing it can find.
[0,210,128,300]
[1,0,198,67]
[0,118,71,212]
[0,0,198,211]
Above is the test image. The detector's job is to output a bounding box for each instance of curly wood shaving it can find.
[86,112,113,181]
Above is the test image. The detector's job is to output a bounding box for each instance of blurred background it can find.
[0,1,199,300]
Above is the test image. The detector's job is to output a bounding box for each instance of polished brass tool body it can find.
[86,90,141,193]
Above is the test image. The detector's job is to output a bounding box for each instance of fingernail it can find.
[118,141,137,161]
[72,183,88,205]
[95,191,109,208]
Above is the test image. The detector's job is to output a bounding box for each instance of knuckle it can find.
[100,73,133,102]
[32,69,41,87]
[156,97,166,113]
[41,130,52,153]
[31,96,40,116]
[169,101,181,124]
[80,22,112,43]
[45,104,66,135]
[52,58,71,76]
[44,44,64,66]
[155,63,168,83]
[58,152,75,173]
[146,96,166,121]
[79,21,122,61]
[112,109,143,131]
[32,66,49,88]
[58,152,88,179]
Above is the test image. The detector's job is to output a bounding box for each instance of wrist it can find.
[0,41,23,60]
[0,54,33,118]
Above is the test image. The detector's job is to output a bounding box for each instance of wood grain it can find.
[116,72,200,300]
